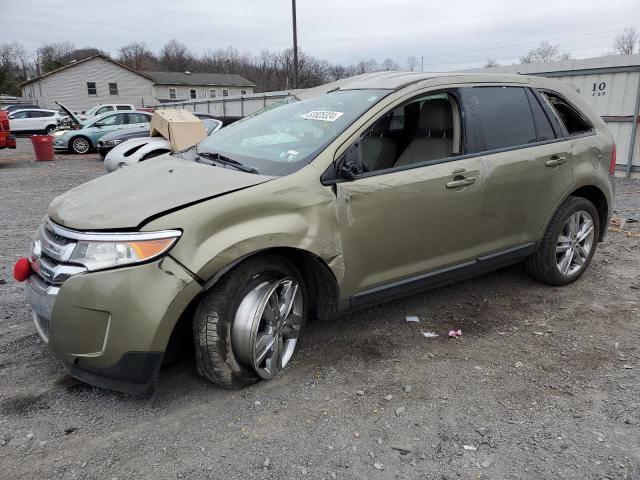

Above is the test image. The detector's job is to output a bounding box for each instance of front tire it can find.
[193,255,306,389]
[526,196,599,286]
[44,125,55,134]
[70,136,91,154]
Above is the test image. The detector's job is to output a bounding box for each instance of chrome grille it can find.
[32,219,86,286]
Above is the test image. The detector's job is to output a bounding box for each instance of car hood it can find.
[48,155,273,230]
[55,101,82,127]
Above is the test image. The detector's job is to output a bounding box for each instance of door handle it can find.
[446,176,476,189]
[451,167,466,174]
[545,156,566,167]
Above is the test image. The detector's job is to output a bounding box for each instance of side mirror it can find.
[337,142,362,180]
[94,122,104,128]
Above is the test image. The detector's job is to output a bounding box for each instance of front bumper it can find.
[25,254,201,395]
[97,145,112,158]
[53,137,69,149]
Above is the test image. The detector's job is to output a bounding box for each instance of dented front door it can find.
[336,157,484,296]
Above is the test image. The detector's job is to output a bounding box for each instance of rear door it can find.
[461,86,573,253]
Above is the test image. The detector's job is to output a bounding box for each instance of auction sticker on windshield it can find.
[301,111,344,122]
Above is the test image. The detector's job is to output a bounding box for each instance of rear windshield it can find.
[193,89,388,176]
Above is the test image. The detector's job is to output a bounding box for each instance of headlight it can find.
[53,131,66,137]
[104,139,123,147]
[68,230,181,271]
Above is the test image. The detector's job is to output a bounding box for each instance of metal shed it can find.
[471,54,640,179]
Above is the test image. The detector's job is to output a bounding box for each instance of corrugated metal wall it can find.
[154,90,297,117]
[470,54,640,178]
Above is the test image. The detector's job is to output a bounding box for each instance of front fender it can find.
[143,164,345,285]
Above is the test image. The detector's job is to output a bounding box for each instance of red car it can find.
[0,111,17,149]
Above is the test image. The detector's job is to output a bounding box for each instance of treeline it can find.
[1,28,638,97]
[0,39,406,96]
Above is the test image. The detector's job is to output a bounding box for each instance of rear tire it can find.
[193,255,306,389]
[526,196,599,286]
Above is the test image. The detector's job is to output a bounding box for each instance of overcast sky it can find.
[4,0,640,70]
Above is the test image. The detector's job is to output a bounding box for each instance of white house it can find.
[20,55,155,111]
[20,54,255,111]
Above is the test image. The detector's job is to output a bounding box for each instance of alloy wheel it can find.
[555,210,595,276]
[72,138,90,154]
[232,277,303,379]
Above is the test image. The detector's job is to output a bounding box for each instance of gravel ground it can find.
[1,138,639,479]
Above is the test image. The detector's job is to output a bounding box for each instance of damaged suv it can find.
[19,72,615,394]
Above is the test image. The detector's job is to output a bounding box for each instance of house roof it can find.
[18,54,154,88]
[143,71,255,87]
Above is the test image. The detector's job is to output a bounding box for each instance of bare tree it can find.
[37,42,75,72]
[159,39,193,71]
[484,58,499,68]
[613,27,639,55]
[520,41,568,64]
[118,42,157,71]
[406,56,418,72]
[381,58,400,71]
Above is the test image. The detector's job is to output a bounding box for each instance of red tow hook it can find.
[13,258,32,282]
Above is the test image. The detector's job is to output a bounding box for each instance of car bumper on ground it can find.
[25,256,202,395]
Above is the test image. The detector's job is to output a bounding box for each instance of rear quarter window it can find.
[540,91,593,136]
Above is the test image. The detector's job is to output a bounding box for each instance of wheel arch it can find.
[569,185,609,241]
[201,247,340,321]
[162,247,340,365]
[69,134,93,150]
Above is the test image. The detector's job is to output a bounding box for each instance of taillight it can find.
[0,118,8,131]
[609,144,617,176]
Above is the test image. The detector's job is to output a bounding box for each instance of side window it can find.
[190,89,197,99]
[87,82,97,96]
[540,91,593,136]
[11,111,29,119]
[353,92,460,173]
[466,86,537,152]
[127,113,149,124]
[109,83,118,96]
[28,111,46,118]
[209,89,216,98]
[388,106,405,131]
[169,88,177,100]
[116,105,132,111]
[525,89,556,141]
[222,89,229,97]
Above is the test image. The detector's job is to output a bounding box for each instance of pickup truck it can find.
[0,111,17,149]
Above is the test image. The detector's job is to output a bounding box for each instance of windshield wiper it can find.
[195,151,258,174]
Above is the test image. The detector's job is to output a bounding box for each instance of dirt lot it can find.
[0,139,639,479]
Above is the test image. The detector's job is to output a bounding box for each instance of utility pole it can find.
[292,0,298,89]
[421,56,424,72]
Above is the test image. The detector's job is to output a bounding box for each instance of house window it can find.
[109,83,118,96]
[169,88,176,100]
[240,90,247,95]
[190,89,197,99]
[222,89,229,97]
[87,82,97,95]
[209,89,216,98]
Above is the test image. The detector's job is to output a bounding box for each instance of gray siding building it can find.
[145,71,254,102]
[20,54,255,111]
[20,55,155,111]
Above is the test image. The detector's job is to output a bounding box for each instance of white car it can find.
[8,109,62,134]
[104,118,223,172]
[78,104,136,121]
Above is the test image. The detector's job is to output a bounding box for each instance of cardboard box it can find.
[149,109,207,151]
